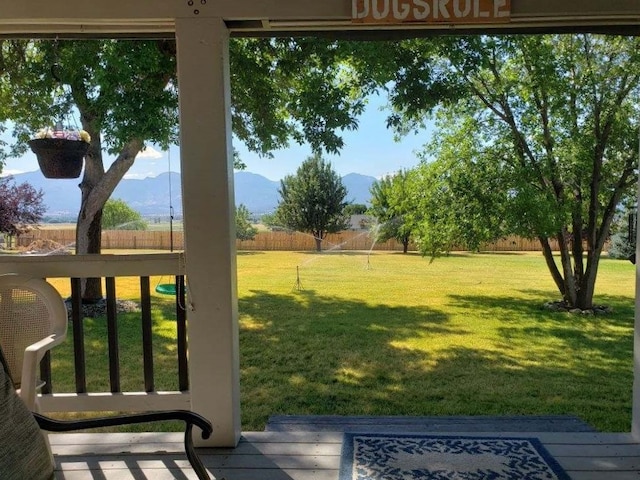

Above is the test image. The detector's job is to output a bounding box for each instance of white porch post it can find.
[175,17,241,447]
[633,132,640,439]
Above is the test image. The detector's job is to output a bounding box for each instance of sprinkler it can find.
[293,265,303,291]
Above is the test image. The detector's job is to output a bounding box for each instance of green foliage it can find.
[275,154,350,250]
[343,203,368,215]
[374,35,640,309]
[368,170,417,253]
[229,38,367,156]
[608,232,635,260]
[236,204,258,241]
[102,199,147,230]
[259,212,281,230]
[0,38,372,267]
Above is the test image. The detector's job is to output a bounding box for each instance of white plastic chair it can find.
[0,273,67,411]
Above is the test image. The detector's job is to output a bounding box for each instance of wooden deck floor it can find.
[51,429,640,479]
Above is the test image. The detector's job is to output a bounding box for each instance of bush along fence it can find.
[15,229,560,252]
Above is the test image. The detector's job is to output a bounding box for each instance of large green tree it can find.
[0,38,367,300]
[368,169,417,253]
[275,154,350,251]
[235,204,258,241]
[102,199,147,231]
[383,35,640,309]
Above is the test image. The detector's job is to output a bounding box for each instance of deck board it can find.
[265,414,597,432]
[50,421,640,479]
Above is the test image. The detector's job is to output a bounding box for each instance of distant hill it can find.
[7,170,376,218]
[234,171,280,215]
[341,173,376,206]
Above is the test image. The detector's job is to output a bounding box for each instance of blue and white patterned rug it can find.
[339,433,571,480]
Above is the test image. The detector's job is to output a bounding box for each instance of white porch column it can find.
[633,133,640,439]
[175,17,241,447]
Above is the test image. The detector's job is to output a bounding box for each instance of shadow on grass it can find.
[49,286,634,433]
[239,289,452,427]
[238,288,632,432]
[447,290,634,324]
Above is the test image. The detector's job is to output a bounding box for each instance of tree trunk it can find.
[539,236,565,298]
[577,254,599,310]
[402,238,409,254]
[539,234,602,310]
[75,209,103,303]
[74,130,142,301]
[556,230,579,307]
[315,236,322,252]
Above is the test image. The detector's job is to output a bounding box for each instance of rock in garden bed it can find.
[64,298,140,319]
[543,300,612,316]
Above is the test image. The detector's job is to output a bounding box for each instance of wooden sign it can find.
[352,0,511,24]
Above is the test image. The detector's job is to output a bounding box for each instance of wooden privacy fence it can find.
[17,228,555,252]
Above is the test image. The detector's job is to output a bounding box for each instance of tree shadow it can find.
[238,288,633,432]
[441,291,633,431]
[398,345,623,431]
[239,289,460,428]
[447,290,634,323]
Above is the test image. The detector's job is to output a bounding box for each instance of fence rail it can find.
[18,229,556,252]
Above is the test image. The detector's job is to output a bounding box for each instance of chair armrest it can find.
[19,334,66,410]
[24,333,65,356]
[34,410,213,480]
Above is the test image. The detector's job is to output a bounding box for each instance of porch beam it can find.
[0,1,637,36]
[175,16,241,447]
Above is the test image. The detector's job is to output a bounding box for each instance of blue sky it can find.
[3,94,433,181]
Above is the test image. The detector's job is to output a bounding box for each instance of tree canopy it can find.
[1,35,637,308]
[377,35,640,309]
[0,38,369,299]
[102,199,147,230]
[368,169,417,253]
[275,154,350,251]
[235,204,258,241]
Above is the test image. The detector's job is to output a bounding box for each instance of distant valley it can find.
[8,170,377,219]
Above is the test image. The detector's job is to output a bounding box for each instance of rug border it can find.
[339,433,572,480]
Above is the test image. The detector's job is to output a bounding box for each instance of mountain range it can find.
[7,170,377,219]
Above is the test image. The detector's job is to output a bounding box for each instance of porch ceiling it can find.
[0,0,638,37]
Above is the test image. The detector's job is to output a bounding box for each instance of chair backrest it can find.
[0,274,67,388]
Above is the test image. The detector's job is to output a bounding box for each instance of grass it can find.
[49,251,635,432]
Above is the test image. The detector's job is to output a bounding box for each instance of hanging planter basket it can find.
[28,138,89,179]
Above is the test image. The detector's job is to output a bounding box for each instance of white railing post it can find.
[632,131,640,439]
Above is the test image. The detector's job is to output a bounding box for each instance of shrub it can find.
[607,232,635,260]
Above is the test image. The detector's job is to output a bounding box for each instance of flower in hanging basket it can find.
[34,127,91,143]
[28,127,91,179]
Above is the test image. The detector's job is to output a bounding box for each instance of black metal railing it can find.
[0,253,191,413]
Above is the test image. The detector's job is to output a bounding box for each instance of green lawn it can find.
[50,251,636,432]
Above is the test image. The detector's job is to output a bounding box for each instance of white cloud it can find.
[136,146,163,160]
[1,169,26,177]
[123,172,157,180]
